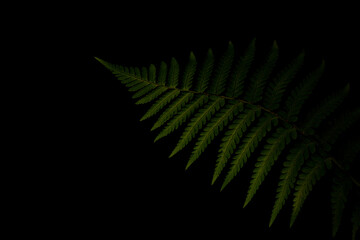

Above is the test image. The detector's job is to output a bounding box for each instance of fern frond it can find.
[282,61,325,122]
[154,95,208,142]
[181,52,197,90]
[225,38,256,98]
[135,86,168,104]
[263,51,305,111]
[331,170,352,237]
[96,39,360,239]
[169,97,225,157]
[135,66,142,76]
[244,127,298,207]
[208,41,235,95]
[168,57,180,88]
[124,76,141,88]
[290,156,328,227]
[95,59,144,90]
[132,84,157,99]
[194,49,214,92]
[95,57,123,74]
[151,92,194,131]
[302,83,350,134]
[244,41,279,103]
[140,89,181,121]
[222,115,277,191]
[269,140,317,227]
[212,107,260,185]
[149,64,156,83]
[141,66,148,81]
[157,61,167,85]
[128,82,149,92]
[186,102,243,169]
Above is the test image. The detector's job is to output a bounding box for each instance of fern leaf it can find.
[151,92,194,131]
[222,115,277,191]
[181,52,197,90]
[124,80,141,89]
[96,40,360,239]
[208,41,235,95]
[194,49,214,92]
[135,86,168,104]
[94,57,123,74]
[124,76,141,87]
[244,127,298,207]
[95,58,143,87]
[169,97,225,158]
[269,140,316,227]
[302,83,350,134]
[140,89,181,121]
[245,41,279,103]
[225,38,256,98]
[331,170,352,237]
[141,67,148,81]
[283,61,324,122]
[132,84,157,99]
[352,201,360,240]
[263,51,305,111]
[212,107,260,185]
[186,102,244,169]
[154,95,209,142]
[290,156,328,227]
[149,64,156,83]
[168,57,180,88]
[157,61,167,85]
[128,82,149,92]
[132,67,141,78]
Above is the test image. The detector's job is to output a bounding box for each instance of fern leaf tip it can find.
[219,181,229,191]
[211,178,217,186]
[243,199,250,208]
[273,40,279,49]
[154,136,161,143]
[94,57,105,64]
[290,216,297,228]
[169,150,176,158]
[269,219,274,228]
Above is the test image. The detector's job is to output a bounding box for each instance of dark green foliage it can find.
[208,42,234,95]
[225,39,255,98]
[263,51,305,111]
[194,49,214,93]
[244,41,279,103]
[95,40,360,239]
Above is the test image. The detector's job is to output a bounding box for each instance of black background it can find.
[63,3,360,239]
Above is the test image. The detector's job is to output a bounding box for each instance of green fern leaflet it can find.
[95,39,360,239]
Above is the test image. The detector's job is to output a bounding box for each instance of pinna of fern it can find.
[95,39,360,239]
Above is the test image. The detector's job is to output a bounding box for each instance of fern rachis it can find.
[95,39,360,239]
